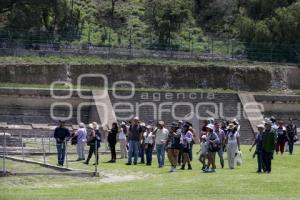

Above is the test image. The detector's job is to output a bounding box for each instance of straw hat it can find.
[79,123,85,128]
[206,124,214,130]
[227,123,236,129]
[146,125,152,129]
[257,124,265,129]
[86,123,93,129]
[158,120,165,126]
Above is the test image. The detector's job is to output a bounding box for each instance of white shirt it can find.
[227,131,240,144]
[118,128,127,140]
[154,128,169,145]
[200,141,208,155]
[144,132,154,144]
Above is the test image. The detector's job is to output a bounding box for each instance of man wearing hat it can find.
[54,120,70,166]
[153,120,169,168]
[250,124,265,173]
[126,117,143,165]
[262,119,277,173]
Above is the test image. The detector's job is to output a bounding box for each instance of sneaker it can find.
[203,169,210,173]
[83,161,89,165]
[133,162,137,165]
[169,167,174,172]
[125,163,132,165]
[211,169,216,173]
[180,165,185,170]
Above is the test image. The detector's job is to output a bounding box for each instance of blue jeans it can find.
[56,143,66,166]
[156,144,166,167]
[217,148,224,168]
[145,144,153,165]
[288,138,294,154]
[139,144,145,163]
[257,152,264,172]
[128,140,139,164]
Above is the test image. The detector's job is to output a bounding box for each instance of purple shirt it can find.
[181,130,193,149]
[215,128,225,143]
[76,128,87,143]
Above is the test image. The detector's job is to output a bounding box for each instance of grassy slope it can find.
[1,145,300,200]
[0,55,284,68]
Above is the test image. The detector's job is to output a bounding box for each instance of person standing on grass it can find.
[75,123,87,161]
[139,122,146,164]
[225,123,240,170]
[119,122,128,159]
[276,120,287,155]
[166,122,181,172]
[107,122,118,163]
[286,118,297,155]
[144,125,154,166]
[215,122,225,168]
[126,117,143,165]
[54,120,70,166]
[262,119,277,173]
[249,124,265,173]
[180,123,193,170]
[204,124,219,173]
[198,135,208,171]
[177,120,184,166]
[153,120,169,168]
[84,124,99,165]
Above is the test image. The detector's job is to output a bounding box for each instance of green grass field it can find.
[1,145,300,200]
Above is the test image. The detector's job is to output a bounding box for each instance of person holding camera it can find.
[225,123,241,170]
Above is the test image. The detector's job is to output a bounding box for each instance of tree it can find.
[145,0,193,48]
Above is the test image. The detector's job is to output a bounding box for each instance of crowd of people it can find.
[53,116,297,174]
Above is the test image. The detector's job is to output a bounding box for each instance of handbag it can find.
[209,143,220,152]
[294,135,298,142]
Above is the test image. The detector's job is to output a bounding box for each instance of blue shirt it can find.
[255,132,263,153]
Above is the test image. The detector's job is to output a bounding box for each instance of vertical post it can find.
[42,135,46,164]
[188,31,191,52]
[94,139,98,176]
[65,141,68,168]
[231,40,234,59]
[211,39,214,58]
[3,131,7,175]
[19,133,24,160]
[48,134,51,153]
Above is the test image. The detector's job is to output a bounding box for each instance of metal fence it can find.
[0,127,100,176]
[0,29,299,63]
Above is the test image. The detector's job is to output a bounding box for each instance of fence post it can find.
[94,140,98,176]
[42,135,46,164]
[231,40,234,59]
[65,141,68,168]
[211,39,214,58]
[19,132,24,160]
[3,130,7,175]
[48,134,51,153]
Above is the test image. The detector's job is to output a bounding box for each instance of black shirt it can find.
[54,127,70,143]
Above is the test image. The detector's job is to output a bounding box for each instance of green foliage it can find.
[237,0,300,62]
[0,0,300,62]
